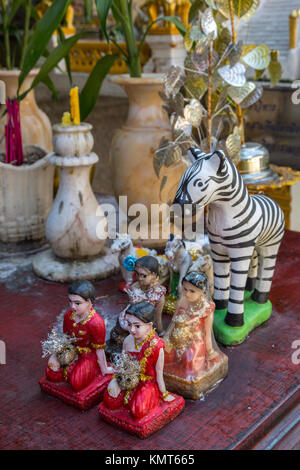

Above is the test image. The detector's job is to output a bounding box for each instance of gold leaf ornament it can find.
[173,115,193,136]
[216,0,260,20]
[154,139,183,178]
[214,27,231,56]
[205,0,218,7]
[226,130,241,163]
[184,27,194,52]
[163,66,186,97]
[185,76,208,100]
[173,131,198,153]
[184,99,203,127]
[201,136,218,153]
[184,54,201,82]
[218,62,246,87]
[239,84,263,108]
[228,81,256,104]
[191,48,219,73]
[228,40,244,67]
[170,92,186,116]
[242,44,270,70]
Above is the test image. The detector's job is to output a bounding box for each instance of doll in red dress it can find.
[106,256,166,360]
[163,272,228,400]
[40,280,113,409]
[99,302,184,438]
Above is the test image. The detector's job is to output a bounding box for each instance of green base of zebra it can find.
[213,291,272,346]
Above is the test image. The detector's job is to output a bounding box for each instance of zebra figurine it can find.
[173,147,285,327]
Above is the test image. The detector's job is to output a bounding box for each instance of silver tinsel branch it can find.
[41,326,77,358]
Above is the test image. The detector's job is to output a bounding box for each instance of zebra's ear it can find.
[208,150,226,175]
[188,147,206,161]
[215,150,226,175]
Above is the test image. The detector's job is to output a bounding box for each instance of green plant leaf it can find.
[162,16,188,36]
[8,0,26,24]
[41,75,59,101]
[57,26,73,86]
[29,33,83,93]
[79,54,119,122]
[95,0,113,42]
[30,5,40,21]
[137,16,187,58]
[84,0,93,24]
[18,0,72,91]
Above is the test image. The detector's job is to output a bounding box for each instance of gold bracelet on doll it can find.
[162,390,169,400]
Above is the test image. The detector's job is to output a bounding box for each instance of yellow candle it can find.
[69,87,80,125]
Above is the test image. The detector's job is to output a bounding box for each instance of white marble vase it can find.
[46,123,107,258]
[33,122,120,282]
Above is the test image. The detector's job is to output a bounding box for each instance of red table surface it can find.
[0,230,299,450]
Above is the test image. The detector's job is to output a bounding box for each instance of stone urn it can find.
[33,122,119,282]
[0,69,52,153]
[0,145,54,243]
[109,74,188,249]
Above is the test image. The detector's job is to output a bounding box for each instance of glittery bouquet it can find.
[41,326,78,366]
[112,352,141,391]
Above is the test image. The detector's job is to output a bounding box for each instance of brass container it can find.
[57,344,77,366]
[238,142,279,185]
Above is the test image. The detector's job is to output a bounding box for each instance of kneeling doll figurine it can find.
[163,272,228,400]
[99,301,184,438]
[39,280,113,410]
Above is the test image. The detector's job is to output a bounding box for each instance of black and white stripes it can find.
[173,147,285,327]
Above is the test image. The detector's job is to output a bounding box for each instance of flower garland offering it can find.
[61,111,72,126]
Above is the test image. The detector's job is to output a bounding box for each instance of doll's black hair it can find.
[183,271,208,291]
[135,256,159,276]
[126,301,155,324]
[68,280,96,303]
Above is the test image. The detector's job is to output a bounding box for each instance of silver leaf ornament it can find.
[218,62,246,87]
[201,8,217,39]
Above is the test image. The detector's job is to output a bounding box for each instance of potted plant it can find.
[0,0,83,243]
[75,0,188,248]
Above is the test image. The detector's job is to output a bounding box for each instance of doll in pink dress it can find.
[122,256,166,334]
[163,271,228,400]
